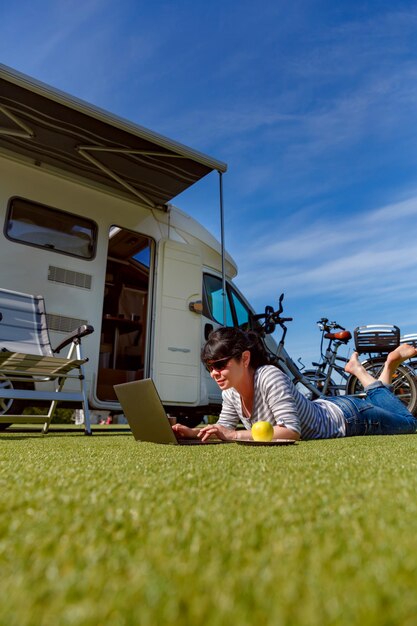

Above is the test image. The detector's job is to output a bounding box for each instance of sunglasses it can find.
[204,355,234,373]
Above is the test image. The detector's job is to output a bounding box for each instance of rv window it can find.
[203,273,253,328]
[203,274,233,326]
[229,288,251,328]
[5,197,97,259]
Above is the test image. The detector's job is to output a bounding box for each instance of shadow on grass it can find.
[0,434,45,440]
[0,425,132,439]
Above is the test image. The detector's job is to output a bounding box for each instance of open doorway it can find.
[97,226,153,401]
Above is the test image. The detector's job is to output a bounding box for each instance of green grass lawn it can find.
[1,428,417,626]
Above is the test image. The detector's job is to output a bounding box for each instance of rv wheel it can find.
[175,415,203,428]
[0,376,34,430]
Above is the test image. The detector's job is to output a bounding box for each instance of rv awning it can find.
[0,64,227,209]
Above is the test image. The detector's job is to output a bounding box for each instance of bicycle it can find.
[343,325,417,415]
[303,320,417,415]
[249,294,322,399]
[298,317,353,398]
[249,295,417,415]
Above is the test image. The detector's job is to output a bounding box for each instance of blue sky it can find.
[2,0,417,364]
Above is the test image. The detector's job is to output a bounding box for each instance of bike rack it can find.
[354,324,400,354]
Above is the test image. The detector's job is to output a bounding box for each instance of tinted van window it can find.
[203,273,252,328]
[5,197,97,259]
[203,274,233,326]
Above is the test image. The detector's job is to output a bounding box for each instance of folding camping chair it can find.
[0,287,94,434]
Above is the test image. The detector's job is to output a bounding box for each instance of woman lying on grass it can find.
[172,327,417,442]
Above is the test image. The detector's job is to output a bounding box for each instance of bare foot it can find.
[345,351,378,388]
[386,344,417,369]
[377,343,417,386]
[345,351,363,376]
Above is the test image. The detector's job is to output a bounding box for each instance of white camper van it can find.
[0,65,260,425]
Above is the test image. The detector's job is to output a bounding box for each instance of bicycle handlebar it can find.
[250,294,293,336]
[317,318,346,332]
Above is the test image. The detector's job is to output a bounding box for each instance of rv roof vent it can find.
[48,266,92,290]
[47,313,88,334]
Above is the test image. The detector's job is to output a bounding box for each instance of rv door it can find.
[153,240,202,404]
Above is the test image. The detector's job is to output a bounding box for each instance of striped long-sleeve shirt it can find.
[218,365,346,440]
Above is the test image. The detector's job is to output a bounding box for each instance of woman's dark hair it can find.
[201,327,270,370]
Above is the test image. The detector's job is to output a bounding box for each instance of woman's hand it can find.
[197,424,237,442]
[172,423,199,439]
[197,424,300,442]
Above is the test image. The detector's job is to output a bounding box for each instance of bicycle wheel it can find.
[295,370,340,400]
[345,358,417,416]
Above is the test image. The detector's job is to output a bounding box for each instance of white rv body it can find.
[0,64,279,422]
[0,151,252,417]
[0,64,269,420]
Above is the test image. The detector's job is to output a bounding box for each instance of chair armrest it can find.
[53,325,94,354]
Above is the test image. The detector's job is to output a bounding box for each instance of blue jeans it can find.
[325,382,417,437]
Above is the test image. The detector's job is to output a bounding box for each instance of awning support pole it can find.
[0,104,35,137]
[219,171,227,326]
[78,148,155,208]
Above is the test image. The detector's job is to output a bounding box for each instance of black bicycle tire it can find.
[345,358,417,416]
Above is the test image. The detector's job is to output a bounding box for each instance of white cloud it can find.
[233,192,417,307]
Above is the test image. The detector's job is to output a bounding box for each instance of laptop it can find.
[113,378,228,445]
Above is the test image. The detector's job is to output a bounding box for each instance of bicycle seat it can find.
[324,330,352,343]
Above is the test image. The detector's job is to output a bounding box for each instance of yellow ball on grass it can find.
[251,421,274,442]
